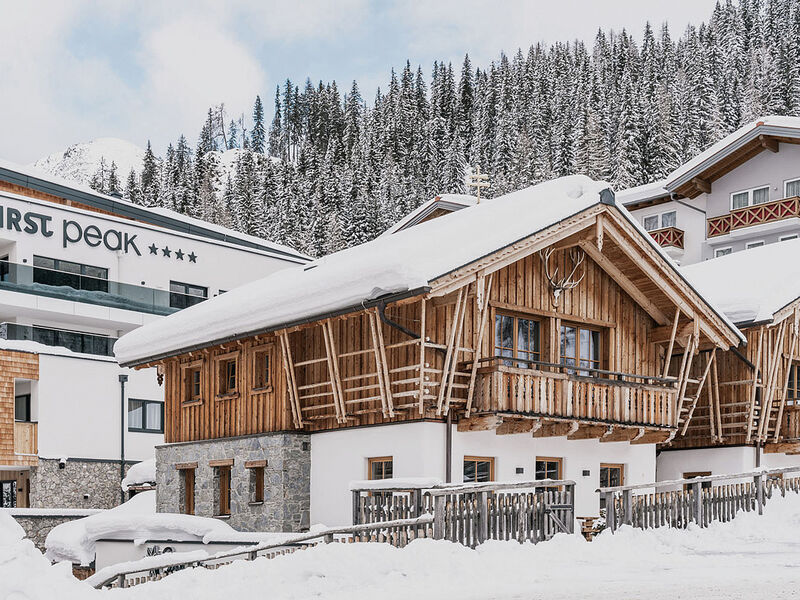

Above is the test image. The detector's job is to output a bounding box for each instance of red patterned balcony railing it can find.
[649,226,684,249]
[707,196,800,238]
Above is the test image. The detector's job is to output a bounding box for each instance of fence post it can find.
[324,533,335,544]
[352,490,361,525]
[433,495,445,540]
[692,481,703,526]
[478,491,488,543]
[755,473,764,515]
[622,489,632,526]
[604,492,615,533]
[413,489,423,518]
[116,574,126,589]
[565,483,575,534]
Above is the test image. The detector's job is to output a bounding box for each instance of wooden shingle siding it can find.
[0,349,39,466]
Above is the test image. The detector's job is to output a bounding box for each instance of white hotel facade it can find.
[0,161,308,509]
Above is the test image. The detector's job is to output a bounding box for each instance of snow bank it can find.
[349,477,442,491]
[122,459,156,491]
[115,176,610,364]
[45,491,236,566]
[681,238,800,324]
[0,510,25,543]
[85,550,210,588]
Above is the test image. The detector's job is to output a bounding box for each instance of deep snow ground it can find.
[4,494,800,599]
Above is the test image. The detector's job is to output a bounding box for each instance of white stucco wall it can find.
[628,197,707,266]
[310,421,656,526]
[658,446,800,485]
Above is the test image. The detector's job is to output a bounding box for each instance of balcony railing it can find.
[1,322,117,356]
[472,357,679,429]
[707,196,800,237]
[0,260,204,316]
[14,421,37,455]
[648,226,684,249]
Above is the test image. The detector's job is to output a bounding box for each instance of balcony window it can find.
[494,313,540,367]
[643,211,676,232]
[643,215,659,231]
[33,256,109,293]
[786,178,800,198]
[14,394,31,422]
[128,399,164,433]
[731,186,769,210]
[560,324,601,373]
[661,211,676,228]
[463,456,494,483]
[170,281,208,309]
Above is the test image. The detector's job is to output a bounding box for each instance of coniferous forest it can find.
[88,0,800,257]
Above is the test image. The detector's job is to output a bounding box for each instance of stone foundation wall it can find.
[30,458,133,510]
[156,432,310,532]
[12,514,94,552]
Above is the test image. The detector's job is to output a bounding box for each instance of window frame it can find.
[535,456,563,482]
[127,398,164,433]
[14,394,31,423]
[642,214,659,232]
[212,462,233,516]
[559,322,603,372]
[494,311,542,367]
[463,455,495,483]
[642,211,677,232]
[251,343,275,392]
[784,177,800,198]
[367,456,394,481]
[169,280,208,309]
[780,234,799,242]
[745,240,765,250]
[245,460,267,504]
[175,463,197,515]
[730,185,770,210]
[215,351,240,399]
[714,247,733,258]
[32,255,109,293]
[599,463,624,510]
[181,359,204,406]
[787,363,800,403]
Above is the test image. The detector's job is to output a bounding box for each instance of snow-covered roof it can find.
[681,239,800,325]
[665,116,800,192]
[121,459,156,491]
[115,176,613,364]
[45,491,236,566]
[616,180,669,207]
[0,158,309,263]
[381,193,477,236]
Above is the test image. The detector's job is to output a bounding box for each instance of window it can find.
[731,186,769,210]
[33,256,108,293]
[494,313,540,367]
[683,471,712,491]
[714,247,732,258]
[535,457,562,481]
[14,394,31,422]
[246,460,266,504]
[560,324,601,373]
[745,240,765,250]
[780,234,799,242]
[127,399,163,433]
[643,215,659,231]
[661,211,676,228]
[252,345,274,391]
[0,255,9,282]
[0,480,16,508]
[214,464,232,516]
[182,361,203,404]
[463,456,494,483]
[368,457,394,481]
[169,281,208,309]
[788,364,800,403]
[216,353,239,397]
[178,466,196,515]
[599,464,624,510]
[785,178,800,198]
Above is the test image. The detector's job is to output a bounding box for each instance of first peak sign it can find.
[0,205,141,255]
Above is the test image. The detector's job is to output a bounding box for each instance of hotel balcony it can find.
[471,358,679,431]
[1,322,118,356]
[0,259,204,316]
[648,226,684,250]
[707,196,800,238]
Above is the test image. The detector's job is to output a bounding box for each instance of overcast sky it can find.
[0,0,719,164]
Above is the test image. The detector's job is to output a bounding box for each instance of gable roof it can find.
[681,239,800,327]
[616,179,671,210]
[665,116,800,198]
[114,175,743,366]
[381,193,477,235]
[0,159,309,263]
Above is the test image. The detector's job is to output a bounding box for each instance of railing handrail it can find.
[426,479,576,496]
[729,194,799,214]
[91,515,435,589]
[596,466,800,493]
[475,356,676,386]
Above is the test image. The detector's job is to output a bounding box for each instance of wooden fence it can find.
[598,466,800,533]
[352,479,575,548]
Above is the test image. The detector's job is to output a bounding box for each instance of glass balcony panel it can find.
[2,322,118,357]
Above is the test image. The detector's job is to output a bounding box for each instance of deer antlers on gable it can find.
[540,248,586,307]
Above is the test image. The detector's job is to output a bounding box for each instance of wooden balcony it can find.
[707,196,800,238]
[14,421,37,455]
[649,227,684,250]
[779,405,800,441]
[472,359,679,429]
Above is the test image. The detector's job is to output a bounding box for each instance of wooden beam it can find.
[760,134,779,153]
[745,327,764,443]
[773,311,799,441]
[595,213,604,251]
[533,421,579,438]
[466,274,494,417]
[495,419,536,435]
[567,424,611,440]
[323,320,347,422]
[278,331,303,429]
[630,430,674,444]
[662,308,682,378]
[680,350,715,436]
[764,441,800,454]
[692,176,711,194]
[371,309,395,417]
[599,426,645,442]
[418,298,426,416]
[457,414,503,432]
[444,289,470,415]
[321,322,345,423]
[578,240,669,326]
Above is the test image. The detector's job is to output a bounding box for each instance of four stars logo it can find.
[148,243,197,263]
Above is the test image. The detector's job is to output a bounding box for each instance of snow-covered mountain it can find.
[32,138,145,187]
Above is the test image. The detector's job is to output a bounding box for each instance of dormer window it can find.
[731,186,769,210]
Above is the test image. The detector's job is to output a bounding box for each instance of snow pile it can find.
[115,175,610,364]
[348,477,442,491]
[122,459,156,491]
[681,238,800,324]
[0,510,25,542]
[32,137,146,186]
[45,491,236,566]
